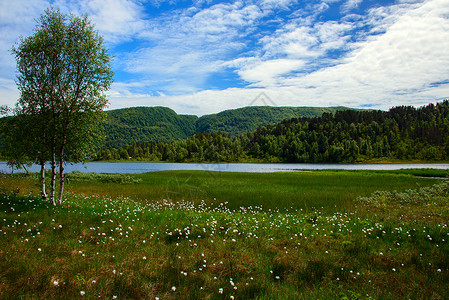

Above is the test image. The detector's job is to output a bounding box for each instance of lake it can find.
[1,161,448,174]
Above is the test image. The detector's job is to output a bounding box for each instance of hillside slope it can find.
[106,101,449,163]
[104,107,198,148]
[104,106,351,147]
[196,106,350,136]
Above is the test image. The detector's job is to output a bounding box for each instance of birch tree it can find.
[11,8,113,205]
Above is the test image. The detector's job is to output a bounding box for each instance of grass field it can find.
[35,169,449,210]
[1,170,448,299]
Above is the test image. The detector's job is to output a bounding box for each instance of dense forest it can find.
[105,106,198,148]
[103,106,350,147]
[95,101,449,163]
[194,106,349,136]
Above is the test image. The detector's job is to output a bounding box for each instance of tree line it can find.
[95,101,449,163]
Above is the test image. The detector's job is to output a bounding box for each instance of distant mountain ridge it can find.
[104,105,354,148]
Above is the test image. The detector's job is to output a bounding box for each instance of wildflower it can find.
[219,288,223,294]
[171,286,176,292]
[53,280,59,286]
[37,248,41,252]
[80,291,85,296]
[143,256,147,260]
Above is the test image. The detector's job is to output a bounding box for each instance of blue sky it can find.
[1,0,449,116]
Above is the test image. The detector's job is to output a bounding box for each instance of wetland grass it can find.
[0,170,448,299]
[61,170,443,211]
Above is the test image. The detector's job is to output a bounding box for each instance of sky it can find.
[1,0,449,116]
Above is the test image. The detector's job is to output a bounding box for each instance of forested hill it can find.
[97,101,449,162]
[195,106,349,136]
[104,106,350,148]
[104,107,198,148]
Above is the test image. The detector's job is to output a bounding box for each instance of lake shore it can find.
[1,160,449,175]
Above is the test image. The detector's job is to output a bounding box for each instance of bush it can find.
[357,181,449,206]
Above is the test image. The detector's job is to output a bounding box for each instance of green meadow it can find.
[1,169,448,299]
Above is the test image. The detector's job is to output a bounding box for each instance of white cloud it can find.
[52,0,146,43]
[238,59,305,86]
[109,0,449,114]
[341,0,363,13]
[232,14,353,88]
[2,0,448,116]
[107,84,357,116]
[108,87,280,115]
[261,25,319,59]
[191,2,262,33]
[257,17,353,62]
[315,21,353,51]
[121,1,264,93]
[281,0,449,107]
[259,0,298,10]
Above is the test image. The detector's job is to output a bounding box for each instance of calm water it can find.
[1,161,448,174]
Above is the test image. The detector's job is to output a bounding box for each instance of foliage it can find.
[0,116,34,172]
[100,106,349,149]
[8,8,113,205]
[104,106,198,148]
[195,106,350,136]
[100,100,449,163]
[358,180,449,207]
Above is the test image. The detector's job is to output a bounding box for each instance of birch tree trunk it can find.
[40,161,47,199]
[49,147,57,206]
[57,155,65,205]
